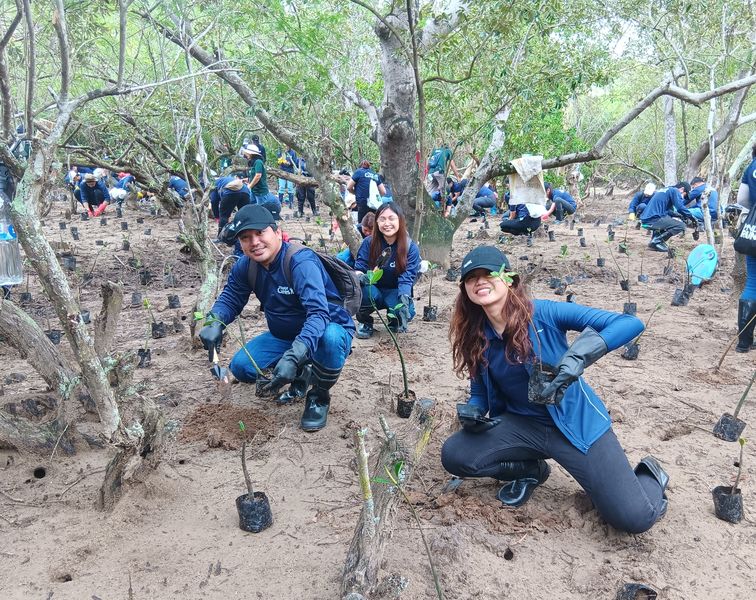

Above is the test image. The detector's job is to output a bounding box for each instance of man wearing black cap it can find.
[640,181,696,252]
[199,204,355,431]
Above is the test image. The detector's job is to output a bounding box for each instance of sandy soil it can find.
[1,189,754,600]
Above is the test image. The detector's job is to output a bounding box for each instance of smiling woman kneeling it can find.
[441,245,669,534]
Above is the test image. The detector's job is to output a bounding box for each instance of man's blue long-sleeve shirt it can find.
[552,189,576,209]
[687,185,719,218]
[355,236,421,297]
[78,180,110,204]
[640,187,693,223]
[210,242,354,355]
[628,191,652,214]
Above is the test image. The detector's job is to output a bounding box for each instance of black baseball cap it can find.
[225,204,277,238]
[460,245,511,281]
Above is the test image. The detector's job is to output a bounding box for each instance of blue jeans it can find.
[278,178,295,204]
[229,324,353,383]
[743,255,756,301]
[472,196,496,216]
[357,285,416,326]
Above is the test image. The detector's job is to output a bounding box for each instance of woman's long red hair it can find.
[449,275,534,378]
[369,202,408,273]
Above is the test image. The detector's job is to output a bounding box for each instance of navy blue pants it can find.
[441,413,666,534]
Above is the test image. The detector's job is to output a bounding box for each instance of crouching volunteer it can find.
[79,172,110,216]
[199,204,355,432]
[441,245,669,534]
[354,202,420,339]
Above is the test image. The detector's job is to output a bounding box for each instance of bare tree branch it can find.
[738,111,756,127]
[21,0,34,136]
[52,0,70,102]
[0,0,22,138]
[490,73,756,178]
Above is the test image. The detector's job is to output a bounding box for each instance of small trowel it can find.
[210,347,230,392]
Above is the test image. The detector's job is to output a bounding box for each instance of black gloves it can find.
[539,327,608,404]
[261,339,310,394]
[457,403,498,434]
[198,314,224,361]
[683,215,698,228]
[396,294,412,332]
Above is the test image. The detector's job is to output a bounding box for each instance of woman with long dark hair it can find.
[354,202,420,339]
[441,245,669,533]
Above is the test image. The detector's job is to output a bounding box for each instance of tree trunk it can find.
[0,298,80,397]
[341,401,436,598]
[0,406,78,455]
[12,156,121,439]
[374,11,420,233]
[94,281,124,359]
[663,94,678,185]
[98,396,164,511]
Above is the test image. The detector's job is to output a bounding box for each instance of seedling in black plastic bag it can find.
[713,369,755,442]
[712,437,746,524]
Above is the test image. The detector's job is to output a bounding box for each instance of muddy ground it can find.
[1,189,754,600]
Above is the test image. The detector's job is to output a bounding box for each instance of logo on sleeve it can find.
[277,286,294,295]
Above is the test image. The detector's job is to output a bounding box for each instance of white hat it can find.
[242,144,262,157]
[644,183,657,196]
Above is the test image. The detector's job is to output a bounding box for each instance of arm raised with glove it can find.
[538,326,608,404]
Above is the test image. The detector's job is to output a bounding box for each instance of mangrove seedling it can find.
[713,369,756,442]
[192,312,265,378]
[712,437,746,524]
[716,314,756,371]
[367,267,411,400]
[236,420,273,533]
[621,303,662,360]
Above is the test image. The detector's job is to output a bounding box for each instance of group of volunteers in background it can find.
[42,138,756,537]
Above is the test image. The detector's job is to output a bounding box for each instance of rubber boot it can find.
[648,232,668,253]
[736,299,756,352]
[356,310,375,339]
[277,364,312,405]
[300,363,341,432]
[634,455,669,520]
[496,460,551,508]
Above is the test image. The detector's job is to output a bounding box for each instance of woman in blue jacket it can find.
[441,245,669,534]
[354,202,420,339]
[735,144,756,352]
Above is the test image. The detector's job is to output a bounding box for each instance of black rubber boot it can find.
[300,363,341,432]
[277,364,312,405]
[356,310,375,339]
[648,232,669,253]
[496,460,551,508]
[736,299,756,353]
[634,455,669,519]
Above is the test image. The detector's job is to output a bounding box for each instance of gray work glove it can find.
[396,294,412,332]
[539,327,608,404]
[261,339,310,394]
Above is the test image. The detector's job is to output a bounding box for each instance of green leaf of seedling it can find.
[193,311,205,322]
[142,298,152,309]
[239,421,246,433]
[371,476,392,485]
[560,244,569,257]
[393,303,404,311]
[368,268,383,285]
[739,437,747,447]
[391,460,405,481]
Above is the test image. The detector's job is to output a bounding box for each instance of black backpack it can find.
[247,243,362,316]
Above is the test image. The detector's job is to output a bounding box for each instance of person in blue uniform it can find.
[471,183,498,217]
[199,205,355,431]
[627,183,657,220]
[79,173,110,216]
[735,145,756,352]
[354,202,420,339]
[545,183,576,223]
[686,177,720,224]
[347,160,386,223]
[441,245,670,534]
[213,175,252,235]
[640,182,696,252]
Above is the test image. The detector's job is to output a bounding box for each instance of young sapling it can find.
[621,303,662,360]
[713,369,756,441]
[423,262,439,321]
[712,437,747,524]
[235,420,273,532]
